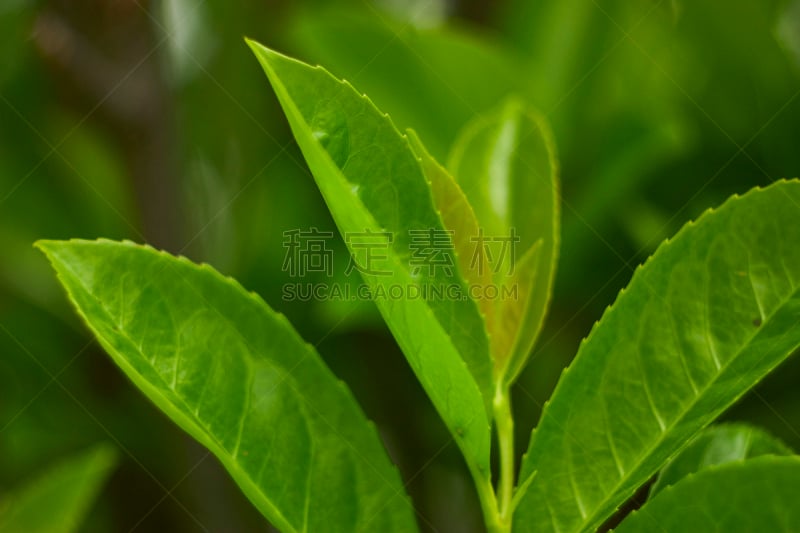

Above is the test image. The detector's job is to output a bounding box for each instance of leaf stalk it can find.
[492,381,515,533]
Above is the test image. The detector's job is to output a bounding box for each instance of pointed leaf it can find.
[287,7,526,161]
[515,180,800,533]
[37,239,418,533]
[0,444,117,533]
[650,422,793,496]
[614,457,800,532]
[248,40,492,476]
[448,98,559,381]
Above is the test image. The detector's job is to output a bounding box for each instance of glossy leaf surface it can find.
[38,239,418,533]
[515,181,800,532]
[248,40,493,476]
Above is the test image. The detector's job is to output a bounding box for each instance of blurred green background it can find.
[1,0,799,531]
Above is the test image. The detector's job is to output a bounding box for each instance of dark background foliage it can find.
[1,0,799,531]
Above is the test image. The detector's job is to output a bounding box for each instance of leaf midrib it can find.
[571,278,800,533]
[256,47,493,473]
[52,250,302,533]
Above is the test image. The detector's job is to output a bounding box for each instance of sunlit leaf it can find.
[515,180,800,533]
[38,239,418,533]
[248,40,493,479]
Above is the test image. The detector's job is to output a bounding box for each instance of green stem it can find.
[470,380,517,533]
[472,470,503,533]
[493,381,515,532]
[471,378,516,533]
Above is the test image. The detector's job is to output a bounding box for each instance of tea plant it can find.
[36,42,800,532]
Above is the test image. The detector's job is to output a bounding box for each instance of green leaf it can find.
[0,444,117,533]
[247,40,493,477]
[614,456,800,532]
[650,422,793,496]
[37,239,418,533]
[406,129,494,331]
[448,98,559,382]
[514,180,800,533]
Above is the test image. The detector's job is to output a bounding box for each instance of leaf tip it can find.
[245,39,303,81]
[244,37,275,58]
[34,239,77,267]
[33,238,56,254]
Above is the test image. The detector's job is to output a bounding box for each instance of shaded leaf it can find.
[614,456,800,532]
[650,422,793,496]
[448,98,559,381]
[515,180,800,533]
[38,239,418,533]
[0,444,117,533]
[406,129,494,333]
